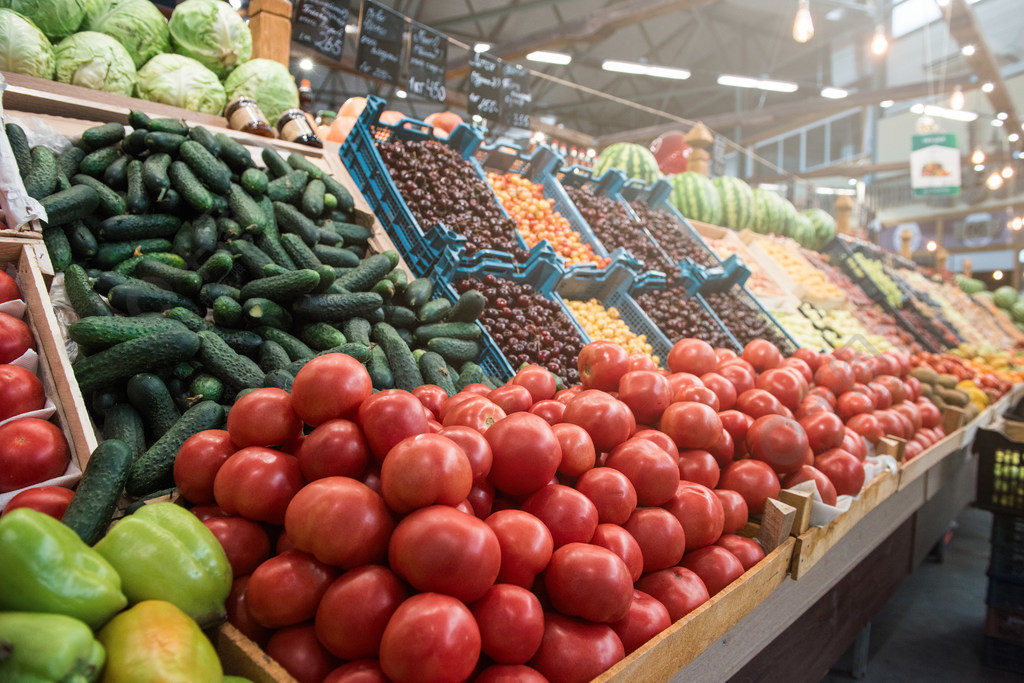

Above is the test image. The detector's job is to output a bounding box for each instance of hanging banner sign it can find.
[356,0,405,84]
[407,24,447,102]
[500,63,531,128]
[291,0,350,62]
[911,133,961,197]
[468,53,501,122]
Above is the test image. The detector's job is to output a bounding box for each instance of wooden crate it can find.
[215,624,296,683]
[594,538,795,682]
[897,428,964,491]
[789,470,900,579]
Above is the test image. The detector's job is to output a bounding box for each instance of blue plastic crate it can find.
[631,177,728,272]
[627,272,743,352]
[700,283,801,353]
[694,254,752,294]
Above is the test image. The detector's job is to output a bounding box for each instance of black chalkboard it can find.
[468,53,501,122]
[356,0,405,84]
[291,0,349,62]
[407,23,447,103]
[500,63,531,128]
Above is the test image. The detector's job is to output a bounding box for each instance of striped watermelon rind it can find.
[751,188,782,234]
[801,208,837,250]
[711,176,755,230]
[669,171,722,225]
[791,213,815,248]
[778,197,800,237]
[594,142,661,185]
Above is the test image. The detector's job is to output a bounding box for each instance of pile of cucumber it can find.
[6,113,504,500]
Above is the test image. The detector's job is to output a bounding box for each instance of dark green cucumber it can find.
[95,239,173,270]
[189,373,224,403]
[427,337,481,367]
[152,188,181,214]
[255,327,314,362]
[239,268,320,303]
[190,215,219,260]
[397,328,414,345]
[144,131,186,154]
[24,146,58,199]
[126,372,182,442]
[196,331,264,390]
[325,221,372,246]
[126,400,224,496]
[200,283,241,306]
[179,139,231,194]
[142,152,172,195]
[168,160,213,211]
[383,305,416,329]
[79,144,120,177]
[262,147,293,178]
[170,221,192,261]
[68,315,185,349]
[188,125,221,156]
[215,133,254,174]
[98,213,180,241]
[216,217,243,240]
[414,322,482,342]
[319,172,355,214]
[212,296,242,327]
[448,289,487,323]
[6,123,31,177]
[386,267,408,291]
[196,250,234,283]
[255,195,295,269]
[125,159,149,214]
[417,298,452,324]
[280,232,321,269]
[40,185,99,227]
[134,258,202,298]
[323,193,338,211]
[108,283,203,316]
[371,278,395,304]
[64,264,112,318]
[228,238,275,277]
[241,167,268,196]
[312,264,336,293]
[102,154,128,190]
[372,322,423,391]
[243,297,293,329]
[304,342,372,365]
[342,317,372,346]
[73,329,201,394]
[56,145,86,180]
[228,182,265,230]
[419,351,456,396]
[54,170,71,193]
[286,152,323,180]
[121,128,148,157]
[70,174,125,216]
[366,344,394,390]
[300,322,346,351]
[265,169,308,202]
[65,220,99,261]
[101,404,146,460]
[262,369,294,391]
[402,278,433,308]
[128,110,151,130]
[332,254,393,294]
[313,243,359,268]
[316,227,343,246]
[81,122,125,150]
[301,178,326,218]
[456,362,486,390]
[42,226,72,271]
[258,339,291,372]
[113,252,187,276]
[93,271,164,296]
[61,439,133,544]
[292,291,384,322]
[163,307,262,357]
[147,118,189,136]
[274,201,319,246]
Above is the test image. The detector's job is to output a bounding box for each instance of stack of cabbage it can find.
[0,0,298,123]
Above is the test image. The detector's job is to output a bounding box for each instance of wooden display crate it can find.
[215,624,296,683]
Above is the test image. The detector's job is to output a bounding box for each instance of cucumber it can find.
[266,169,308,202]
[262,369,295,391]
[383,305,417,329]
[65,220,99,261]
[163,307,262,357]
[168,160,213,211]
[179,139,231,194]
[229,238,275,276]
[367,344,394,390]
[40,185,99,227]
[292,291,384,322]
[239,268,320,303]
[258,339,292,372]
[128,110,152,129]
[427,337,481,367]
[102,154,129,190]
[300,322,346,351]
[332,254,392,294]
[108,283,204,316]
[153,188,182,214]
[101,404,146,460]
[372,322,423,391]
[142,152,172,195]
[419,351,456,396]
[255,327,315,362]
[200,283,241,307]
[262,147,293,178]
[144,131,186,154]
[190,373,225,404]
[316,228,343,246]
[72,329,201,394]
[81,122,125,150]
[148,118,190,136]
[320,172,355,214]
[302,342,372,365]
[414,322,482,342]
[125,159,150,214]
[323,193,338,211]
[386,267,408,291]
[371,278,395,303]
[448,289,487,323]
[61,439,133,544]
[280,232,321,269]
[121,128,148,157]
[126,400,224,496]
[190,215,219,260]
[42,226,72,271]
[188,125,221,156]
[99,213,181,241]
[197,250,234,283]
[54,170,71,193]
[325,221,372,245]
[114,252,187,276]
[93,271,163,296]
[56,144,86,180]
[313,243,359,268]
[241,167,268,196]
[243,297,293,330]
[94,239,172,270]
[217,217,243,241]
[134,258,202,298]
[24,146,58,200]
[6,123,31,177]
[274,201,319,246]
[70,174,126,216]
[403,278,433,307]
[312,264,336,293]
[345,244,367,259]
[397,328,414,345]
[64,264,112,319]
[301,178,326,218]
[210,297,241,328]
[418,298,452,324]
[286,152,323,180]
[456,362,486,391]
[68,315,186,349]
[255,195,295,269]
[215,133,255,174]
[228,182,265,230]
[79,144,120,177]
[342,317,372,346]
[196,331,264,391]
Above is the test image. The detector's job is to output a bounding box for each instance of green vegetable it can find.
[61,439,133,545]
[402,277,434,307]
[215,133,254,173]
[167,160,213,211]
[241,167,268,196]
[56,144,86,179]
[293,291,384,322]
[256,326,314,362]
[24,145,57,199]
[134,257,201,298]
[168,0,251,79]
[274,200,319,246]
[258,339,291,372]
[0,0,86,41]
[243,297,292,330]
[196,330,264,390]
[82,0,170,68]
[72,329,201,393]
[64,263,112,318]
[199,282,240,307]
[427,337,481,367]
[280,232,321,270]
[229,238,275,277]
[126,373,181,441]
[101,154,128,189]
[82,121,125,149]
[179,139,231,194]
[125,159,150,214]
[54,31,137,96]
[224,58,298,126]
[190,214,218,259]
[287,151,322,180]
[414,321,482,342]
[418,298,452,324]
[227,182,265,230]
[448,288,487,322]
[42,226,72,271]
[145,131,186,154]
[94,237,170,269]
[101,403,146,460]
[71,173,126,216]
[0,508,127,629]
[212,295,242,327]
[420,351,456,395]
[0,9,55,79]
[300,321,346,351]
[189,372,224,403]
[188,125,221,156]
[320,172,355,214]
[301,178,326,217]
[343,317,372,346]
[314,243,360,268]
[66,219,100,260]
[78,144,120,177]
[107,282,203,315]
[68,314,186,349]
[383,304,416,329]
[372,321,423,391]
[366,344,394,390]
[164,307,261,357]
[113,251,188,276]
[262,368,294,391]
[99,213,181,241]
[239,268,320,303]
[266,169,309,202]
[196,250,234,283]
[0,612,106,683]
[121,128,148,156]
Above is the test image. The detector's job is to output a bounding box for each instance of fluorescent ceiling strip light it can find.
[717,74,799,93]
[527,51,572,65]
[821,87,848,99]
[910,103,978,122]
[601,60,690,79]
[816,187,856,195]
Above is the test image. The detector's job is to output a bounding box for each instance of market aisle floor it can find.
[824,506,1020,682]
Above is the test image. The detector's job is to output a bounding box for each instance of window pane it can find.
[782,135,801,173]
[829,114,861,163]
[806,126,825,168]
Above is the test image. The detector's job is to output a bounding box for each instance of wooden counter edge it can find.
[215,623,297,683]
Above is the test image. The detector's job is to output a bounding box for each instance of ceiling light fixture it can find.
[950,86,965,110]
[299,58,313,71]
[993,119,1005,127]
[1002,165,1014,179]
[526,51,572,65]
[994,270,1004,280]
[926,241,937,252]
[998,112,1009,120]
[395,89,407,99]
[717,74,799,93]
[821,87,848,99]
[975,164,986,172]
[474,43,490,53]
[793,0,814,43]
[982,82,995,93]
[601,60,690,79]
[961,44,976,56]
[880,100,895,108]
[971,148,986,164]
[871,25,888,56]
[909,103,979,122]
[987,171,1004,190]
[1013,217,1023,231]
[1010,133,1021,142]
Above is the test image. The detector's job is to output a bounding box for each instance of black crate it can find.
[988,576,1024,612]
[986,607,1024,643]
[975,427,1024,515]
[982,635,1024,674]
[992,513,1024,548]
[990,541,1024,584]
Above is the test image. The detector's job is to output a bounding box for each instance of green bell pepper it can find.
[0,508,127,629]
[94,502,232,628]
[0,612,105,683]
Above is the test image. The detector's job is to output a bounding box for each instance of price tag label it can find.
[407,24,447,103]
[291,0,350,62]
[500,62,531,128]
[356,0,405,84]
[468,53,501,122]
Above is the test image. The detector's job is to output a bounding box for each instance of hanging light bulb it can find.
[793,0,814,43]
[1013,217,1023,231]
[987,171,1005,190]
[993,270,1004,281]
[972,148,986,165]
[871,25,888,55]
[950,86,965,110]
[926,241,937,252]
[1002,165,1014,179]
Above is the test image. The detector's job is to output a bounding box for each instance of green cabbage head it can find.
[83,0,170,69]
[54,31,136,96]
[136,53,226,115]
[0,8,54,79]
[169,0,251,79]
[223,58,299,126]
[0,0,86,40]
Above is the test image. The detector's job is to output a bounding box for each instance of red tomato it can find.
[634,566,710,621]
[438,425,493,484]
[462,383,494,396]
[380,433,473,513]
[578,341,630,391]
[266,624,339,683]
[226,575,270,647]
[529,613,625,683]
[0,363,44,421]
[627,352,658,372]
[323,660,388,683]
[813,359,856,396]
[443,395,508,433]
[918,399,941,429]
[815,449,866,496]
[894,401,923,433]
[681,545,745,596]
[227,388,302,448]
[782,465,838,506]
[666,372,703,395]
[678,449,720,488]
[714,534,764,571]
[202,515,271,577]
[512,365,558,402]
[666,338,717,376]
[412,385,448,421]
[660,401,723,450]
[379,593,481,683]
[610,590,671,655]
[846,412,884,444]
[0,313,33,364]
[735,389,788,419]
[741,339,782,372]
[605,437,680,506]
[246,549,337,628]
[718,460,781,515]
[553,387,582,404]
[617,370,672,424]
[665,481,725,551]
[550,422,596,478]
[574,467,637,525]
[294,419,369,482]
[488,384,534,414]
[837,391,874,422]
[791,348,823,370]
[673,385,721,411]
[807,386,838,408]
[285,477,393,568]
[315,565,408,660]
[745,414,809,475]
[718,363,755,395]
[874,375,907,404]
[467,481,495,518]
[699,372,738,411]
[214,447,304,525]
[562,390,633,453]
[470,584,545,664]
[485,509,554,588]
[389,505,500,602]
[632,429,679,459]
[521,484,598,547]
[867,382,893,410]
[486,412,562,496]
[905,376,922,401]
[755,368,807,411]
[714,489,749,534]
[623,506,686,573]
[718,410,754,447]
[290,353,372,426]
[795,395,833,420]
[529,399,566,425]
[189,504,229,521]
[707,428,735,468]
[591,523,644,581]
[173,429,236,504]
[545,542,633,623]
[783,357,813,384]
[2,485,73,519]
[358,390,431,460]
[0,271,19,303]
[0,418,69,493]
[475,664,548,683]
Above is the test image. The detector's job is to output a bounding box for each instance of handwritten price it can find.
[315,33,343,57]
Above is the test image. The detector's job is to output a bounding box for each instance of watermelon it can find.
[593,142,661,185]
[791,213,815,247]
[668,172,722,225]
[1011,299,1024,323]
[801,208,837,250]
[994,285,1018,310]
[777,197,800,237]
[711,176,755,230]
[751,188,786,234]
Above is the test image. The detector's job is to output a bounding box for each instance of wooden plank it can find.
[789,470,900,580]
[778,488,814,535]
[249,0,293,65]
[897,428,963,491]
[215,624,296,683]
[594,538,795,683]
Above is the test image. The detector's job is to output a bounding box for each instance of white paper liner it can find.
[0,75,46,230]
[806,454,899,527]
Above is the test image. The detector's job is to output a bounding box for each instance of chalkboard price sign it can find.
[468,53,501,121]
[407,24,447,103]
[500,63,531,128]
[356,0,405,84]
[291,0,349,62]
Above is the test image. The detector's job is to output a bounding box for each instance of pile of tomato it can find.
[170,333,942,683]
